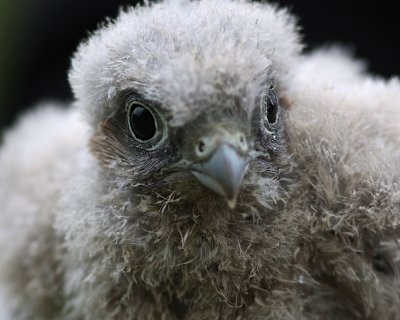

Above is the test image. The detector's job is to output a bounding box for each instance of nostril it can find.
[195,137,215,159]
[197,140,206,153]
[238,133,247,151]
[195,139,210,158]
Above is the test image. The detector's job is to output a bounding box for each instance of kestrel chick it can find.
[0,1,399,319]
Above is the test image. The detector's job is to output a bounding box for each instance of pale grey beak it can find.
[191,144,249,208]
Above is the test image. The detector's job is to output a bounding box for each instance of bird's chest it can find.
[158,268,261,318]
[146,237,288,318]
[123,202,295,317]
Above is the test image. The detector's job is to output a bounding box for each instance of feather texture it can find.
[0,1,399,319]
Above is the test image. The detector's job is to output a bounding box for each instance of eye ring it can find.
[127,101,166,148]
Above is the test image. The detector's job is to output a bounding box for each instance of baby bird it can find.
[1,1,400,319]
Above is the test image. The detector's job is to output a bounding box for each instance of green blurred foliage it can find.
[0,0,30,133]
[0,0,12,129]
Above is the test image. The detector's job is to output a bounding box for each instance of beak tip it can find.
[226,198,237,209]
[191,143,249,207]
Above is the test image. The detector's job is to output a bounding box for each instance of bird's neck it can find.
[102,186,297,288]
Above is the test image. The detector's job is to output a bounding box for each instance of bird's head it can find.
[69,0,301,213]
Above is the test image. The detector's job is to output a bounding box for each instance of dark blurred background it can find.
[0,0,399,136]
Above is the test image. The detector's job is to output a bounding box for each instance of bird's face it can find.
[91,80,284,210]
[72,0,301,214]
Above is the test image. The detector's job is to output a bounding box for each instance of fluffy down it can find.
[0,1,399,319]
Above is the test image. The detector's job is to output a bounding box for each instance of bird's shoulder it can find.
[0,104,90,213]
[285,48,400,178]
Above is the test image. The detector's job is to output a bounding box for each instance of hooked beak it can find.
[190,144,249,208]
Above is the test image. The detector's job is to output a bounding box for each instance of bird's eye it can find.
[262,86,279,125]
[128,103,157,141]
[266,89,278,124]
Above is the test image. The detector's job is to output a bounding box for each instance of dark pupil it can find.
[266,90,278,123]
[130,105,156,140]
